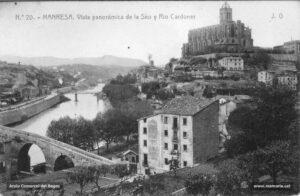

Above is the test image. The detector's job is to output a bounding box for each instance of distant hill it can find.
[0,61,70,91]
[0,55,147,67]
[42,64,138,86]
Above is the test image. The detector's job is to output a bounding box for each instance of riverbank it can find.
[0,93,67,126]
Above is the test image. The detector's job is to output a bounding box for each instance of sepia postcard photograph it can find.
[0,0,299,195]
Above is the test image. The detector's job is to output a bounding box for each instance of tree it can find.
[156,89,175,100]
[244,141,296,184]
[93,111,122,152]
[215,159,248,196]
[88,165,111,190]
[237,152,263,185]
[118,98,153,120]
[102,83,139,107]
[227,106,252,130]
[202,86,214,98]
[93,114,105,155]
[230,75,240,81]
[47,116,96,151]
[224,133,257,157]
[67,166,93,196]
[111,164,132,195]
[47,116,74,145]
[111,164,131,183]
[119,112,137,143]
[141,176,165,195]
[185,174,214,196]
[110,73,137,85]
[225,86,297,156]
[251,86,297,142]
[141,81,162,99]
[248,51,271,69]
[217,66,226,78]
[73,117,95,151]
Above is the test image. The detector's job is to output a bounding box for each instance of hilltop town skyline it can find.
[0,1,299,65]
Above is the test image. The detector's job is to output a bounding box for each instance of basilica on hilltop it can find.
[182,2,253,57]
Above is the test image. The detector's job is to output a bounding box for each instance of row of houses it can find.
[165,56,244,81]
[134,55,245,84]
[258,70,298,90]
[0,85,51,107]
[273,40,300,55]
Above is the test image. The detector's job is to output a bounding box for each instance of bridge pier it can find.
[75,93,78,102]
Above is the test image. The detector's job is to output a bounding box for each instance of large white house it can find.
[218,56,244,71]
[257,70,275,85]
[137,96,219,175]
[277,72,298,90]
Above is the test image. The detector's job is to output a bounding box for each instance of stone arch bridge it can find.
[0,125,114,174]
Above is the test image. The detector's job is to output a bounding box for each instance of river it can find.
[12,83,107,166]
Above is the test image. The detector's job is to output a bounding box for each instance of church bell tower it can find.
[220,1,232,24]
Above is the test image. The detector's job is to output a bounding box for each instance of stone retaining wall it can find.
[0,94,61,126]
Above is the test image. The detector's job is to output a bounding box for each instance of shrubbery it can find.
[225,86,297,156]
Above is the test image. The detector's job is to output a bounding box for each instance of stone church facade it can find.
[182,2,253,57]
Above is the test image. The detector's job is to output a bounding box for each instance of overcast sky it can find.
[0,1,299,65]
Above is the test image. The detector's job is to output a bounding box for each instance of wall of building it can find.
[277,75,298,90]
[159,114,194,170]
[283,41,300,55]
[176,115,194,168]
[0,93,61,126]
[161,114,176,172]
[258,71,274,85]
[269,54,299,62]
[192,101,219,163]
[138,114,194,175]
[219,57,244,71]
[138,115,163,174]
[124,152,137,163]
[219,101,237,150]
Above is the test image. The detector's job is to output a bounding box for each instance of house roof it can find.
[160,96,217,116]
[137,96,217,120]
[116,149,137,158]
[123,150,137,156]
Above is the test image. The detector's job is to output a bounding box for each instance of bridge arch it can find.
[18,143,46,173]
[1,125,115,174]
[54,155,74,171]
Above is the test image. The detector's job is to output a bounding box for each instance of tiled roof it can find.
[116,149,137,158]
[160,96,216,116]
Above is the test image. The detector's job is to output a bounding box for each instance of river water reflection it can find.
[12,84,106,165]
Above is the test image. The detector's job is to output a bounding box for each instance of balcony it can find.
[172,135,179,142]
[172,123,178,130]
[171,150,179,160]
[171,150,179,156]
[142,161,148,167]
